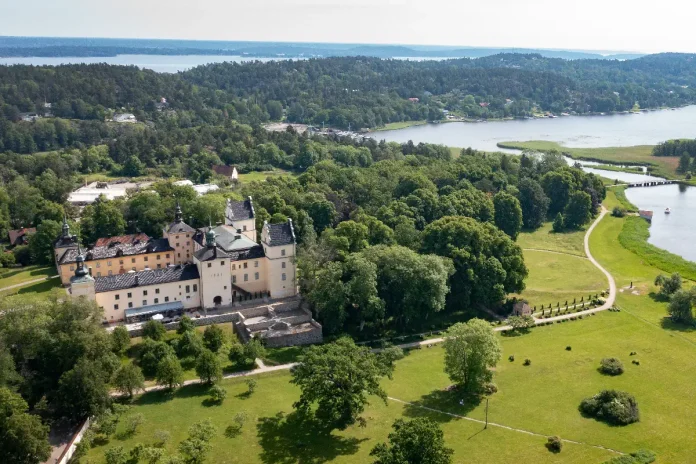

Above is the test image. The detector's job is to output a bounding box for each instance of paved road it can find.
[119,208,619,395]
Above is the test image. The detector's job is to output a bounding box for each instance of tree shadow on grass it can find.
[648,291,669,303]
[400,388,482,424]
[134,382,210,406]
[500,329,528,337]
[256,411,366,464]
[659,316,696,333]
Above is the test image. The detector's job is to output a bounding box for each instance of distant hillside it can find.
[0,36,644,60]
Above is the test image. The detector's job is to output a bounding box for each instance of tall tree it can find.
[80,196,126,244]
[421,216,527,309]
[443,319,502,393]
[28,219,62,265]
[541,170,576,215]
[370,418,453,464]
[291,337,397,430]
[563,191,593,229]
[0,387,51,464]
[517,178,549,229]
[493,191,523,240]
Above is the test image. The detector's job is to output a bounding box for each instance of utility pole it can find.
[485,397,489,429]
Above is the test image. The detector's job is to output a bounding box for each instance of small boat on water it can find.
[665,208,671,214]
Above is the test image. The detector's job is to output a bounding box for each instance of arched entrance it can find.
[213,296,222,306]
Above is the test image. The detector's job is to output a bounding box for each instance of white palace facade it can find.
[59,198,298,323]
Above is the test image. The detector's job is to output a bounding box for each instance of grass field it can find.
[513,250,606,307]
[85,194,696,463]
[517,222,586,257]
[498,141,680,179]
[0,265,56,288]
[238,170,293,183]
[373,120,427,131]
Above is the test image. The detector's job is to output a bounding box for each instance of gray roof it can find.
[94,264,199,293]
[263,220,296,247]
[226,197,254,222]
[165,221,196,234]
[55,234,78,249]
[194,245,233,262]
[193,225,265,262]
[60,237,173,265]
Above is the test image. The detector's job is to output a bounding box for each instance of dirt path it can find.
[386,396,624,456]
[522,248,588,259]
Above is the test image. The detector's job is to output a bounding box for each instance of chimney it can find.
[88,267,93,276]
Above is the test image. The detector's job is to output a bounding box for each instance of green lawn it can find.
[238,170,293,183]
[517,222,586,257]
[498,141,680,179]
[0,265,56,288]
[513,250,606,307]
[85,199,696,463]
[373,120,427,131]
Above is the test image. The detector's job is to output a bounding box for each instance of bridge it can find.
[627,180,676,188]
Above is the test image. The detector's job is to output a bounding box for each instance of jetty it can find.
[627,180,676,188]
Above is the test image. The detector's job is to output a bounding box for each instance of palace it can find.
[56,197,298,323]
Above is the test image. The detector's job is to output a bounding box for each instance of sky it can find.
[2,0,695,54]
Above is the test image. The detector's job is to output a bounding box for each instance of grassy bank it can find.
[618,216,696,281]
[372,120,427,131]
[611,185,638,212]
[498,141,680,179]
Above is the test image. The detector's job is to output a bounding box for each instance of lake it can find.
[0,55,293,73]
[372,106,696,152]
[372,110,696,263]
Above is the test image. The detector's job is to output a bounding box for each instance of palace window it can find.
[255,261,259,268]
[232,275,237,283]
[142,300,147,306]
[96,262,100,268]
[157,255,161,260]
[165,296,170,302]
[108,270,113,276]
[221,260,225,266]
[157,264,161,269]
[132,258,136,263]
[193,284,198,292]
[282,262,286,269]
[144,257,148,262]
[255,272,259,280]
[127,292,132,298]
[97,272,101,277]
[114,304,119,310]
[166,254,170,259]
[243,225,247,231]
[115,294,120,300]
[107,261,112,266]
[243,262,248,269]
[70,266,74,271]
[232,264,236,270]
[282,273,287,281]
[207,263,212,268]
[128,302,133,308]
[185,285,190,293]
[155,288,160,294]
[143,290,148,296]
[119,260,124,265]
[281,249,286,256]
[244,274,248,282]
[154,298,159,304]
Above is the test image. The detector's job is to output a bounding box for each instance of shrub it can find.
[111,326,131,355]
[203,324,225,352]
[245,378,257,394]
[209,385,227,403]
[125,413,145,436]
[523,359,531,366]
[508,355,515,362]
[632,360,641,365]
[600,358,625,376]
[602,448,656,464]
[579,390,640,425]
[565,346,572,351]
[546,435,562,453]
[612,206,627,218]
[153,430,171,448]
[482,382,498,395]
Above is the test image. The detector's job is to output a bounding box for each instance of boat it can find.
[665,208,671,214]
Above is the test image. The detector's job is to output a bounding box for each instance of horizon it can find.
[3,0,695,54]
[0,36,653,58]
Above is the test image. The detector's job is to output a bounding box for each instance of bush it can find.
[579,390,640,425]
[508,355,515,362]
[523,358,531,366]
[209,385,227,403]
[125,413,145,436]
[546,435,562,453]
[153,430,171,448]
[177,316,195,334]
[203,324,225,352]
[228,339,266,368]
[142,320,166,341]
[245,378,257,394]
[565,346,572,351]
[12,245,31,266]
[482,382,498,395]
[0,252,16,268]
[611,206,627,218]
[599,357,625,375]
[602,449,656,464]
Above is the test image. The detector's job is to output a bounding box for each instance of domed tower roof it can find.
[74,244,89,278]
[61,215,70,237]
[174,202,183,223]
[205,226,217,248]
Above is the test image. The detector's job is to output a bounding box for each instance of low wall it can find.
[263,321,323,348]
[126,312,241,337]
[57,417,91,464]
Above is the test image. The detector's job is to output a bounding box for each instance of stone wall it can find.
[262,321,323,348]
[126,312,241,337]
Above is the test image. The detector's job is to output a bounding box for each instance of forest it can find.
[2,53,696,139]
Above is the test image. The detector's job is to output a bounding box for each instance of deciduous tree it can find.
[370,418,453,464]
[443,319,502,393]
